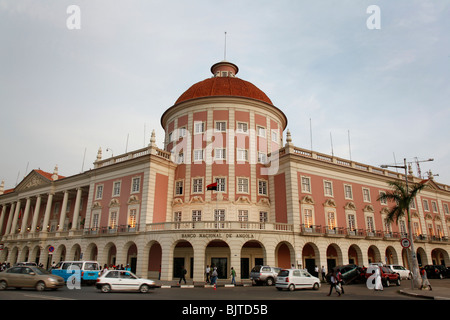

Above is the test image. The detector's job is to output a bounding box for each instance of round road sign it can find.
[401,238,411,248]
[48,246,55,254]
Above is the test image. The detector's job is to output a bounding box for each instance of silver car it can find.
[385,264,412,279]
[250,265,281,286]
[0,266,65,291]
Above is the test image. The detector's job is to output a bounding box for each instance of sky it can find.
[0,0,449,190]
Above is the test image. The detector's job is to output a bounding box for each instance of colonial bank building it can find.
[1,61,449,282]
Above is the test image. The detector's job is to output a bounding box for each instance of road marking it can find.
[23,294,75,300]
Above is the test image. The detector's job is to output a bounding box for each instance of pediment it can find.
[15,170,52,192]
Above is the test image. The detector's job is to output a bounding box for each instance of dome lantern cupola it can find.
[210,60,239,78]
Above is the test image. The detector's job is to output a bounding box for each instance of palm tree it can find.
[377,180,428,288]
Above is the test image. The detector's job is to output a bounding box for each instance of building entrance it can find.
[211,257,228,279]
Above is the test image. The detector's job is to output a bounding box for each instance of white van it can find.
[51,261,100,284]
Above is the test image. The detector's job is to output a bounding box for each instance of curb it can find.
[399,290,450,300]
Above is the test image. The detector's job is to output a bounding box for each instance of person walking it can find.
[231,267,236,285]
[178,266,187,285]
[211,267,218,285]
[327,271,341,296]
[336,268,345,294]
[205,265,210,284]
[321,266,326,282]
[419,267,432,290]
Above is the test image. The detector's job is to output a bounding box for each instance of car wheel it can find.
[101,284,111,293]
[0,280,7,290]
[385,279,390,287]
[288,284,295,291]
[139,284,150,293]
[396,279,401,286]
[266,278,274,286]
[439,274,443,279]
[35,281,46,292]
[313,283,319,290]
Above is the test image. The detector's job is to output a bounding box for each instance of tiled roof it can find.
[175,77,273,105]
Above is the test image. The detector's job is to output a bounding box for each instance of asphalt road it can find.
[2,280,447,318]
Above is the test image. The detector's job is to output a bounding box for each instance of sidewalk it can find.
[153,279,253,288]
[399,286,450,300]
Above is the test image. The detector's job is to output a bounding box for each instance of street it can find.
[1,280,447,318]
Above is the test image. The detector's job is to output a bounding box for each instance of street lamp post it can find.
[380,157,433,290]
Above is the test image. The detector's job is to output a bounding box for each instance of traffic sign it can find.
[401,238,411,248]
[48,246,55,254]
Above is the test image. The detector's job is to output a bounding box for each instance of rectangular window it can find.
[444,203,449,214]
[192,210,201,221]
[258,152,267,164]
[192,178,203,193]
[194,122,205,134]
[193,149,204,162]
[174,211,182,229]
[327,211,336,229]
[175,180,184,195]
[215,121,226,132]
[324,180,333,197]
[400,220,407,235]
[131,177,140,193]
[304,209,313,228]
[177,152,184,164]
[344,185,353,199]
[413,222,421,236]
[348,214,356,231]
[258,180,268,195]
[215,177,226,192]
[237,149,248,161]
[301,177,311,193]
[214,209,225,228]
[423,200,429,211]
[271,130,278,142]
[367,216,374,233]
[431,201,438,213]
[215,148,226,160]
[109,211,118,229]
[95,185,103,199]
[92,213,99,229]
[363,188,371,202]
[239,210,248,228]
[379,191,387,205]
[178,127,186,138]
[237,122,248,133]
[128,209,137,228]
[237,178,249,193]
[113,181,121,196]
[259,211,268,223]
[257,126,266,137]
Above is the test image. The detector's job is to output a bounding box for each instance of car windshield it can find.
[34,267,51,275]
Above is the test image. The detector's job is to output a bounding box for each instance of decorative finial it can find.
[96,147,102,162]
[0,180,4,195]
[286,129,293,146]
[52,165,59,181]
[149,129,156,147]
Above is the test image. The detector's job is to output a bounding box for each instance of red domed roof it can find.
[175,76,273,105]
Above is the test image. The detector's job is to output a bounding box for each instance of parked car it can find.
[14,262,38,267]
[250,265,281,286]
[363,265,401,287]
[96,269,155,293]
[325,264,364,284]
[385,264,411,280]
[423,265,450,279]
[51,261,100,284]
[0,266,65,291]
[275,269,321,291]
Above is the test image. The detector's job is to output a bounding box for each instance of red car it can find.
[363,266,401,287]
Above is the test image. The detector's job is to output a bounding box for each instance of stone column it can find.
[30,195,42,233]
[42,193,54,233]
[58,191,69,231]
[71,188,83,231]
[0,205,7,235]
[20,198,32,234]
[10,200,21,234]
[4,202,16,235]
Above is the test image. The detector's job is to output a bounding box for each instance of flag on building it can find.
[206,182,217,191]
